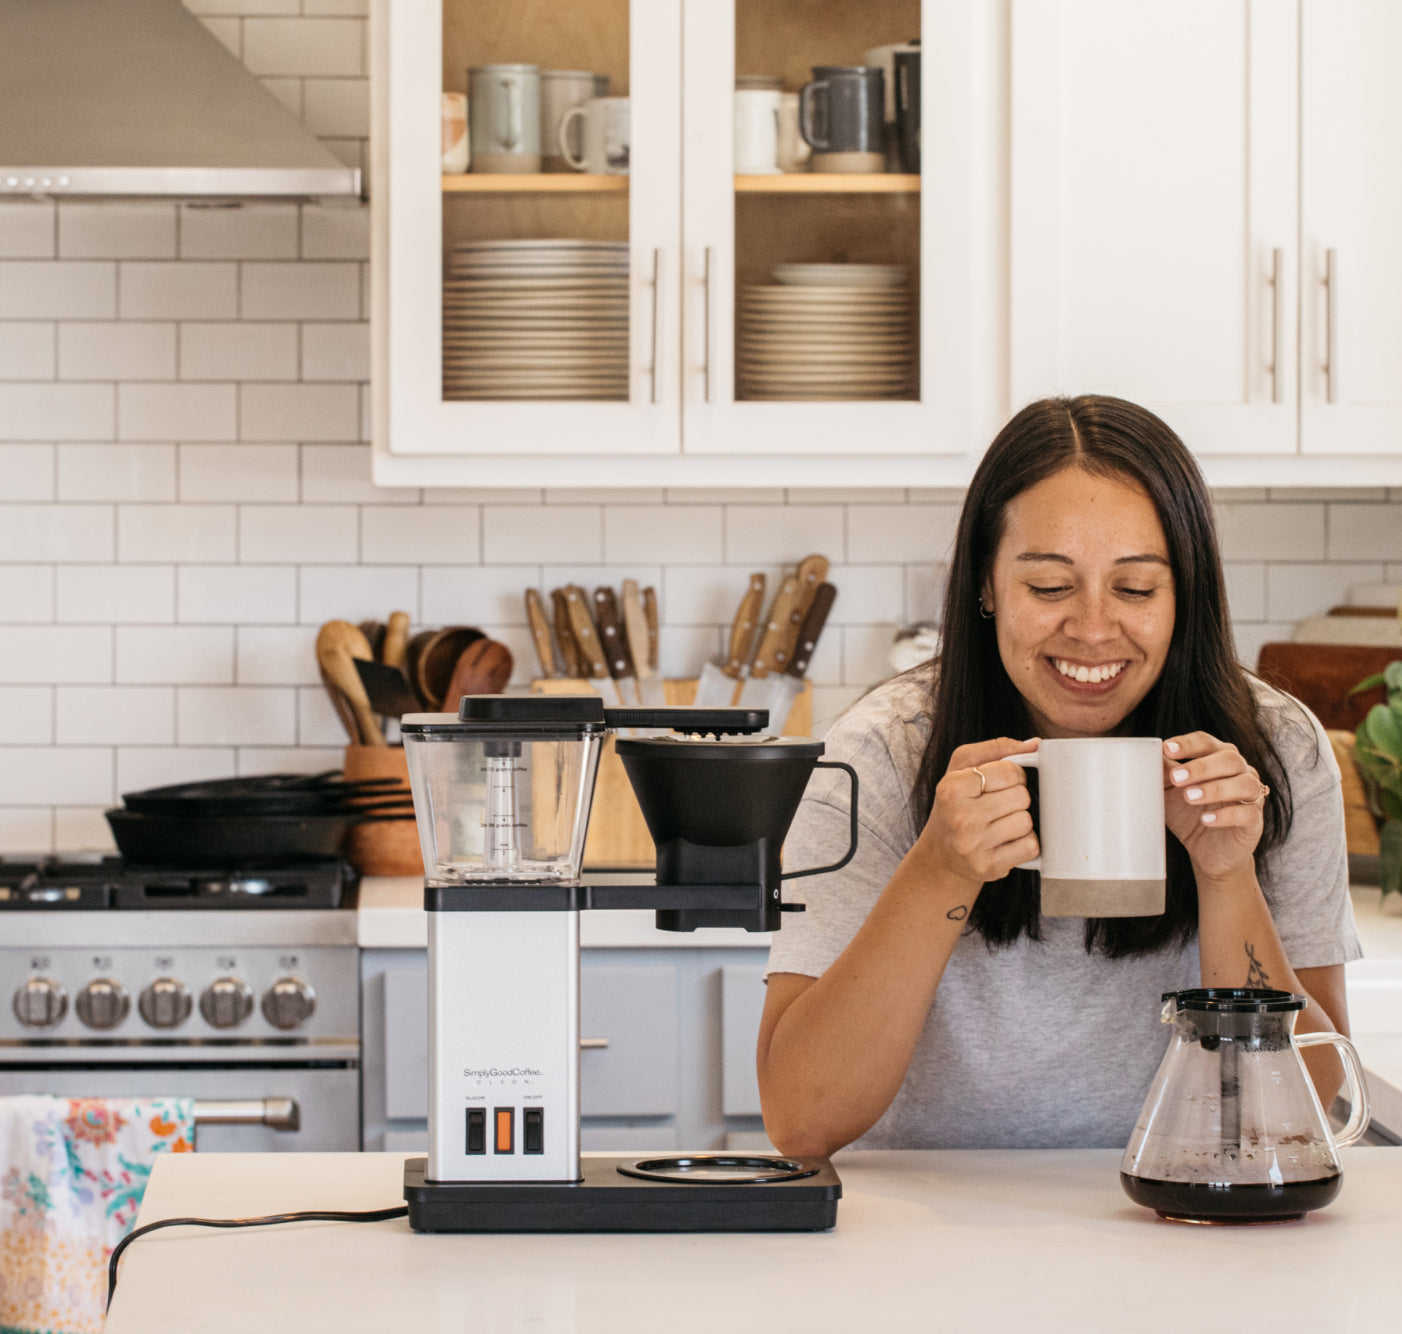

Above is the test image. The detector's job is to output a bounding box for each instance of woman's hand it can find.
[915,737,1040,889]
[1162,732,1267,885]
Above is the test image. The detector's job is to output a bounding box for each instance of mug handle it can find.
[559,105,587,171]
[1295,1030,1372,1148]
[1006,751,1041,872]
[798,80,830,151]
[500,78,521,151]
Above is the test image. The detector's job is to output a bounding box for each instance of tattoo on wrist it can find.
[1244,942,1270,987]
[946,905,969,921]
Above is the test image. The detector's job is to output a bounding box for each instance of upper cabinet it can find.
[1009,0,1402,483]
[370,0,1003,488]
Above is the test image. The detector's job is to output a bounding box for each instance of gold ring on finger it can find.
[972,766,987,797]
[1236,782,1270,806]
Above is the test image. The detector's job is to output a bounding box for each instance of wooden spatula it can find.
[316,620,386,746]
[442,639,514,707]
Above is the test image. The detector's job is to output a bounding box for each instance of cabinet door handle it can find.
[1324,247,1339,404]
[650,247,664,406]
[703,245,716,404]
[580,1037,609,1050]
[1269,247,1284,405]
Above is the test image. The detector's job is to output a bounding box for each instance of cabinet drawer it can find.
[721,965,766,1117]
[383,969,429,1121]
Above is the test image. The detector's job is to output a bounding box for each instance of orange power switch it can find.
[494,1107,514,1154]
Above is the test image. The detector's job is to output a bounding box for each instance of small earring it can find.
[978,598,995,620]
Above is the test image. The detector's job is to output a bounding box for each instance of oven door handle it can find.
[194,1096,299,1132]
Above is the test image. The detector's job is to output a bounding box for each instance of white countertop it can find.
[106,1146,1402,1333]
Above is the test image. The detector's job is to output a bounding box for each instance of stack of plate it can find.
[443,240,630,400]
[737,263,914,401]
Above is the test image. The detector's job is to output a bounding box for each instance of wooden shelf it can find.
[735,174,921,193]
[442,174,628,193]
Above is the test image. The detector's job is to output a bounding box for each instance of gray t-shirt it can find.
[766,673,1362,1150]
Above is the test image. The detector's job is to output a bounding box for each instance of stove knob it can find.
[261,977,315,1030]
[13,976,67,1029]
[199,977,253,1029]
[138,977,192,1030]
[75,978,130,1031]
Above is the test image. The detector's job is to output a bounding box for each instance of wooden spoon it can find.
[418,626,486,709]
[382,611,412,669]
[442,639,514,708]
[316,620,386,747]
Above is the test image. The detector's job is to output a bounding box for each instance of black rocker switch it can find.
[523,1107,544,1154]
[466,1108,486,1155]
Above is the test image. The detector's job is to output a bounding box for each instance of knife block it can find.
[531,677,813,869]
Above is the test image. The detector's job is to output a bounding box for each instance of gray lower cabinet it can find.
[361,947,770,1153]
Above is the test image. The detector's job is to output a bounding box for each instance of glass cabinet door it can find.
[379,0,681,461]
[680,0,986,456]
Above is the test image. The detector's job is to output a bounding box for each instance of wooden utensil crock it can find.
[342,744,422,876]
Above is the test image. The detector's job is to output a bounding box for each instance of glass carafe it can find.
[1121,988,1370,1223]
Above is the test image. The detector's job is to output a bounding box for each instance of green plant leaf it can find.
[1386,660,1402,693]
[1383,789,1402,823]
[1351,671,1387,696]
[1366,702,1402,760]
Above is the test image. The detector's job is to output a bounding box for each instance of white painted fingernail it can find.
[1185,787,1203,801]
[1171,768,1189,784]
[1166,741,1181,754]
[1201,812,1217,824]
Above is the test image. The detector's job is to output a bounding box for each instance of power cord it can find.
[107,1205,409,1310]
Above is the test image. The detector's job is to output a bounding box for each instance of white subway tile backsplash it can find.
[118,383,237,441]
[118,263,238,320]
[301,205,370,261]
[0,262,114,317]
[484,506,598,564]
[298,565,418,624]
[57,566,174,624]
[848,504,960,564]
[1264,563,1385,623]
[789,487,906,505]
[54,808,115,851]
[0,505,114,562]
[1326,504,1402,562]
[237,747,344,776]
[116,747,236,794]
[303,78,370,138]
[299,683,352,746]
[56,687,174,746]
[0,749,113,807]
[118,505,236,562]
[177,686,297,746]
[261,78,304,117]
[546,489,665,506]
[819,565,905,626]
[179,443,299,502]
[301,321,369,381]
[421,566,539,627]
[0,202,55,258]
[301,443,398,504]
[1233,622,1295,671]
[843,625,901,690]
[178,566,296,624]
[657,624,719,680]
[0,384,114,440]
[182,0,299,17]
[199,16,243,59]
[0,808,54,853]
[0,444,55,500]
[603,505,722,564]
[241,262,359,319]
[0,322,55,378]
[58,204,177,260]
[662,566,765,626]
[904,562,948,626]
[665,488,784,505]
[58,444,177,502]
[303,0,369,16]
[116,626,235,684]
[427,488,538,505]
[1216,503,1326,562]
[725,505,850,564]
[0,628,112,684]
[0,567,53,622]
[242,18,363,78]
[58,322,177,381]
[1222,563,1267,624]
[239,383,360,440]
[178,204,299,260]
[361,506,479,564]
[236,626,321,685]
[240,505,358,563]
[0,688,54,744]
[180,323,298,381]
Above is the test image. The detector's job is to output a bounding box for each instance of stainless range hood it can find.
[0,0,361,199]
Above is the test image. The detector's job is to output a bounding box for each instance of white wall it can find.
[0,2,1399,852]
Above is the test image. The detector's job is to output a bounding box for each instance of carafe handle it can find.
[1296,1030,1372,1148]
[781,760,859,882]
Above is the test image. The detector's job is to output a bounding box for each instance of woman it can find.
[759,396,1360,1156]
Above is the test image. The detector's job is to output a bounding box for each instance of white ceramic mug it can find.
[1009,737,1167,918]
[541,70,596,173]
[559,96,630,174]
[734,88,781,175]
[467,63,541,173]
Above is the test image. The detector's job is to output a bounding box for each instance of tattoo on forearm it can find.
[946,905,969,921]
[1244,942,1270,987]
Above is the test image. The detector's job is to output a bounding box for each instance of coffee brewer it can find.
[399,696,857,1231]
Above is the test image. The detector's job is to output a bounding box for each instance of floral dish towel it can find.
[0,1096,195,1334]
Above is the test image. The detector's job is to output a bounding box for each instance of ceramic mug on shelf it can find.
[894,49,921,174]
[1008,737,1167,918]
[734,88,781,175]
[559,96,630,174]
[864,40,920,170]
[541,69,596,173]
[776,92,811,172]
[467,63,541,173]
[441,92,469,173]
[799,65,885,174]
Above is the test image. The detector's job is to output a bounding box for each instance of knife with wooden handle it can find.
[777,554,830,673]
[642,586,659,675]
[525,588,558,678]
[564,584,616,701]
[622,578,665,704]
[593,585,640,705]
[764,581,836,731]
[551,587,582,678]
[695,572,765,707]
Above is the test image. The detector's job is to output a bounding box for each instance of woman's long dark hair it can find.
[913,395,1294,958]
